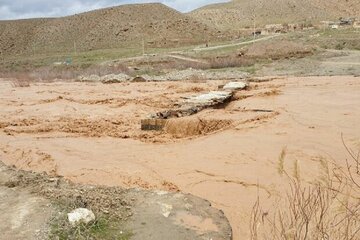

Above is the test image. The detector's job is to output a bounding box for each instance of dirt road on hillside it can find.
[193,35,280,51]
[0,76,359,239]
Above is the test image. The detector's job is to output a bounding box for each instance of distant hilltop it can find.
[0,3,223,57]
[189,0,360,30]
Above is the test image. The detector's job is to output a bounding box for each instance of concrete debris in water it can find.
[141,91,233,130]
[223,81,248,91]
[184,91,233,106]
[68,208,96,226]
[154,91,233,119]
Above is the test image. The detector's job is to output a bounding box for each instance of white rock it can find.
[155,190,169,196]
[223,81,248,91]
[67,208,95,226]
[159,203,173,218]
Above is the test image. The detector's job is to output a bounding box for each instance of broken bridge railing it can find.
[141,81,248,131]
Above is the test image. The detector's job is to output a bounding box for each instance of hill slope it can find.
[0,3,222,57]
[189,0,360,30]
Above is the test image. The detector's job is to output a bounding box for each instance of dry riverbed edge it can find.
[0,161,232,240]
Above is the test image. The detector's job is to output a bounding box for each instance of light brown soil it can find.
[189,0,360,30]
[257,49,360,77]
[0,3,223,57]
[1,76,359,239]
[0,164,51,240]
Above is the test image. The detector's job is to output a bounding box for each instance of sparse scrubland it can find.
[2,27,359,81]
[251,141,360,239]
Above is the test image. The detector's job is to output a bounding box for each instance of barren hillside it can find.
[0,3,223,57]
[189,0,360,30]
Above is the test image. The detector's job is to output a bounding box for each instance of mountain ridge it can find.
[189,0,360,30]
[0,3,222,57]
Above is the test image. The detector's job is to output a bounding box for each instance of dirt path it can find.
[0,76,359,239]
[0,164,51,240]
[166,54,208,64]
[193,35,280,51]
[103,35,279,66]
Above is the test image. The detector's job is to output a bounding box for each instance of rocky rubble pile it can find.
[76,68,248,84]
[77,73,131,83]
[142,68,248,81]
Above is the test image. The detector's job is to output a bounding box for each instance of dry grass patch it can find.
[250,138,360,240]
[246,40,314,60]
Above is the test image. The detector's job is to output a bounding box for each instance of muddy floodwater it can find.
[1,76,359,239]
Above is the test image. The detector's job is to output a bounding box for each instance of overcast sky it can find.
[0,0,229,20]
